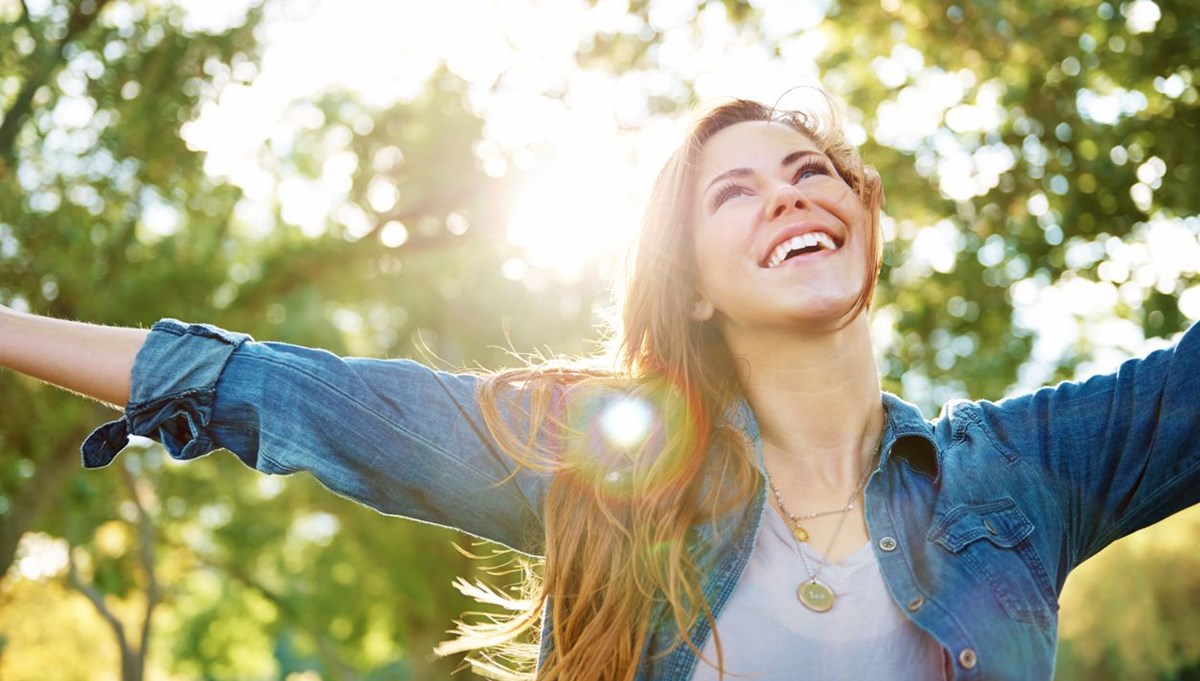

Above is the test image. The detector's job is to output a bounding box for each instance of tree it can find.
[584,1,1200,677]
[3,0,1198,678]
[0,1,597,678]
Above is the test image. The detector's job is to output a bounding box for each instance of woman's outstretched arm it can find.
[1,308,553,553]
[2,312,552,554]
[0,306,149,407]
[972,321,1200,568]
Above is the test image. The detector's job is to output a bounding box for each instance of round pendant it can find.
[791,525,810,542]
[798,579,835,613]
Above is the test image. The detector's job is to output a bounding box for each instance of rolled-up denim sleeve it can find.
[974,321,1200,567]
[82,319,549,554]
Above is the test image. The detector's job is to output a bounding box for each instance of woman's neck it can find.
[723,314,884,488]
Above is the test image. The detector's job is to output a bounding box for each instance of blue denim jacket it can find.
[84,319,1200,680]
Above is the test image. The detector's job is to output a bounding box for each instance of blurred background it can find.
[1,0,1198,679]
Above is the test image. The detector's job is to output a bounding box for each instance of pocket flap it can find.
[929,497,1034,552]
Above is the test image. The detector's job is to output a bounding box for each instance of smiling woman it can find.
[688,113,880,332]
[2,91,1198,681]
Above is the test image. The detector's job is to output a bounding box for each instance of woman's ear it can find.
[690,294,715,322]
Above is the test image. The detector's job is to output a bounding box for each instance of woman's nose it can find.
[768,183,807,220]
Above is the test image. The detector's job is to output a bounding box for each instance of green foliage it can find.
[589,0,1199,409]
[592,1,1200,678]
[0,1,589,678]
[2,0,1198,679]
[826,0,1199,404]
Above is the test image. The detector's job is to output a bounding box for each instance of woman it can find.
[2,98,1197,681]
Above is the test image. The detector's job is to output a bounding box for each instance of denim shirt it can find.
[83,319,1200,681]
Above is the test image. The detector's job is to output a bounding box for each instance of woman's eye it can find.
[712,184,748,209]
[793,160,831,183]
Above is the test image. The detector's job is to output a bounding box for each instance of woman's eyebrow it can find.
[702,149,823,195]
[703,167,753,194]
[781,149,820,168]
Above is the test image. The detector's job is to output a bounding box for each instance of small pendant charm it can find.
[791,525,809,542]
[798,579,835,613]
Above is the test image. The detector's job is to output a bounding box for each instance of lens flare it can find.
[600,397,654,449]
[559,378,707,502]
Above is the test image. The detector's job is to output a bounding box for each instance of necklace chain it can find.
[767,479,856,522]
[763,424,884,611]
[766,438,878,551]
[789,459,874,585]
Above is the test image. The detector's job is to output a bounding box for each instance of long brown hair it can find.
[440,95,884,680]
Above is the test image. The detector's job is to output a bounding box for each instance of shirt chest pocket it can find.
[928,497,1059,625]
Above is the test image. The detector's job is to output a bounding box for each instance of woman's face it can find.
[690,120,872,335]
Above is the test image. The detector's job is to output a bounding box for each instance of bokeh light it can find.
[599,396,655,450]
[560,380,704,501]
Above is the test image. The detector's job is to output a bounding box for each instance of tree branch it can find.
[0,397,96,581]
[62,457,159,681]
[231,219,480,314]
[192,553,359,681]
[0,0,116,165]
[120,463,158,681]
[67,547,133,663]
[0,431,81,580]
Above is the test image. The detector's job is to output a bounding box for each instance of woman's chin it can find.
[777,295,865,326]
[721,306,864,338]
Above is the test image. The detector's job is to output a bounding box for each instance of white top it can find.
[690,508,948,680]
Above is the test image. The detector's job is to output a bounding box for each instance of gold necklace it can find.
[767,476,858,542]
[764,432,882,613]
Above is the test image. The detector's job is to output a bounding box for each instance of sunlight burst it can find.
[505,160,634,281]
[600,397,655,449]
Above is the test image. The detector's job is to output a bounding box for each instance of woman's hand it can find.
[0,306,149,407]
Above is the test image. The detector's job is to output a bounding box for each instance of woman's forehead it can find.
[698,121,821,177]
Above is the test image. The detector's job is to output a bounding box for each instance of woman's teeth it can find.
[766,232,837,268]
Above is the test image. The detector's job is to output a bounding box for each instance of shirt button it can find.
[878,536,898,552]
[906,596,925,612]
[958,648,978,669]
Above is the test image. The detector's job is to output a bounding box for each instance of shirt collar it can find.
[880,391,940,480]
